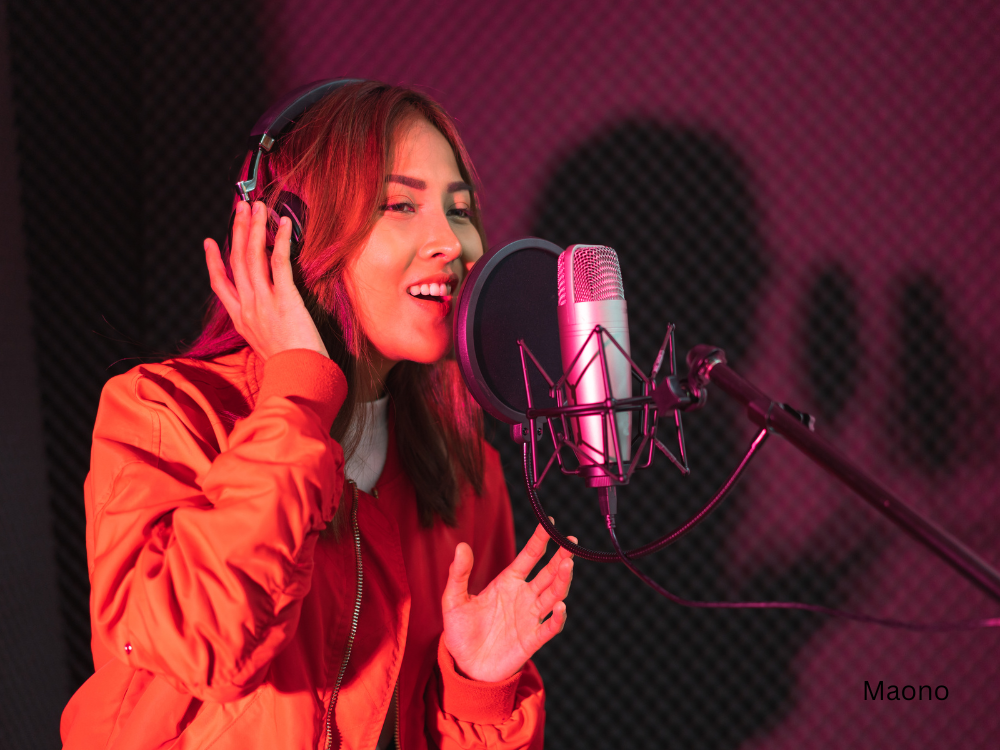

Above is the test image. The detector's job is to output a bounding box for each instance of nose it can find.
[418,210,463,265]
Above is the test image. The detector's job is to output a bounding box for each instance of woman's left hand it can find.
[441,523,575,683]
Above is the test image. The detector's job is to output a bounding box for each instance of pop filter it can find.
[454,238,564,424]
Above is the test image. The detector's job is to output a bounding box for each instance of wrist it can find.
[437,638,523,724]
[453,656,525,684]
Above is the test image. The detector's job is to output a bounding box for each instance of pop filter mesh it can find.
[472,246,561,418]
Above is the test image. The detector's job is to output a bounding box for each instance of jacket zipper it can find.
[393,682,401,750]
[325,481,363,750]
[372,486,400,750]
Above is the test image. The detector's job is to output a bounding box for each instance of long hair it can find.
[186,81,485,528]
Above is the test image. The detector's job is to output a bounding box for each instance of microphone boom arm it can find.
[686,345,1000,605]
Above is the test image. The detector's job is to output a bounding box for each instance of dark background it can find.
[2,1,999,748]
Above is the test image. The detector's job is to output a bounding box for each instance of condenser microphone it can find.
[452,238,651,490]
[557,245,632,485]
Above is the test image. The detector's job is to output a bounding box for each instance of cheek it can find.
[354,239,405,291]
[460,227,484,266]
[347,225,458,363]
[350,233,406,315]
[348,269,450,363]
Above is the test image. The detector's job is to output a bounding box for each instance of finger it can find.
[532,557,574,619]
[527,540,568,593]
[562,537,577,594]
[271,216,295,291]
[229,201,253,298]
[553,535,577,561]
[535,601,568,647]
[204,238,240,315]
[441,542,474,613]
[528,535,577,595]
[507,523,552,580]
[246,201,271,291]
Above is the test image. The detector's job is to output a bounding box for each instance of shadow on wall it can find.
[7,0,268,698]
[800,262,861,426]
[531,122,765,365]
[885,271,997,471]
[484,121,864,749]
[799,262,997,472]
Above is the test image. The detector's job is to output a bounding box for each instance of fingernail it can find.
[279,216,289,227]
[252,202,262,215]
[236,201,246,214]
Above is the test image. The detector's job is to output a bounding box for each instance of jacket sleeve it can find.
[86,349,347,702]
[423,447,545,749]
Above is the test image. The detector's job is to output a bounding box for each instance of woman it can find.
[60,81,574,749]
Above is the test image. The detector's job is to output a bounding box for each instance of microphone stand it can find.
[513,325,1000,604]
[683,345,1000,605]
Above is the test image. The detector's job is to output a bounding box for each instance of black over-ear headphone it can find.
[227,78,362,261]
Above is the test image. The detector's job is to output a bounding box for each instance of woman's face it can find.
[347,117,484,368]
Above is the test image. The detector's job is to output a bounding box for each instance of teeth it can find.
[407,282,453,298]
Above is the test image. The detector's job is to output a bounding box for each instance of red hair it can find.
[187,81,486,527]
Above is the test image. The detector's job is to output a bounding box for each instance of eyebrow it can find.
[387,174,474,193]
[388,174,426,190]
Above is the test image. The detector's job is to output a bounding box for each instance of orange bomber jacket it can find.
[60,347,545,749]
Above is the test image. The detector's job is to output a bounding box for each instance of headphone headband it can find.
[250,78,364,140]
[237,78,362,202]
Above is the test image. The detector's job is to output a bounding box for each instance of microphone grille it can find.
[557,245,624,304]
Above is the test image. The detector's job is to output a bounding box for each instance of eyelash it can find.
[380,202,475,220]
[382,201,414,213]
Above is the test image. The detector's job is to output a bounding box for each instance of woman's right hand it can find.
[204,201,328,361]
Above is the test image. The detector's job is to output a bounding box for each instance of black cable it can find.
[524,428,769,563]
[606,515,1000,632]
[523,424,1000,630]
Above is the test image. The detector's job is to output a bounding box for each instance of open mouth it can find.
[407,282,453,302]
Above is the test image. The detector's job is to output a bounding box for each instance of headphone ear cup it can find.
[226,191,308,279]
[275,192,308,262]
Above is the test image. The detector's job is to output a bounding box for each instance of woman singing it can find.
[60,80,574,749]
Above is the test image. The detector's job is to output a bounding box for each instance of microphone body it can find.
[557,245,632,484]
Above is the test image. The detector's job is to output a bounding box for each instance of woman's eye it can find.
[448,206,474,220]
[382,201,415,213]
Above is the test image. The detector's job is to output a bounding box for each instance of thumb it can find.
[442,542,474,612]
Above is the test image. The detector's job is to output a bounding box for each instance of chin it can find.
[389,337,451,365]
[405,348,451,365]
